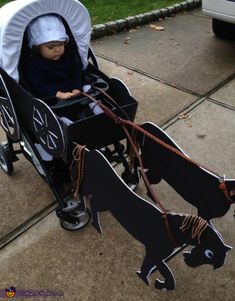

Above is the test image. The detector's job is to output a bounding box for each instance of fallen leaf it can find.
[129,28,138,33]
[149,24,164,31]
[123,37,131,44]
[178,113,190,120]
[127,71,133,75]
[197,134,207,140]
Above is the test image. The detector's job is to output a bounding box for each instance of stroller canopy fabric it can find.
[0,0,91,82]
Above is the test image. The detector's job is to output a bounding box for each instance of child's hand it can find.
[72,89,81,96]
[56,91,74,99]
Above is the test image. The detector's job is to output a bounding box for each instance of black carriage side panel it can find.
[0,68,32,132]
[0,68,20,141]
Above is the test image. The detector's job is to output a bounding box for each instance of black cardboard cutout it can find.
[139,122,235,220]
[80,150,231,290]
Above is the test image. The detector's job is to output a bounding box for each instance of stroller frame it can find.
[0,0,139,230]
[0,59,139,230]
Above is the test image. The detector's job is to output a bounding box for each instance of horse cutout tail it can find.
[137,122,235,220]
[79,149,231,290]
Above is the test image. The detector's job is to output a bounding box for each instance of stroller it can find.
[0,0,139,231]
[0,0,234,291]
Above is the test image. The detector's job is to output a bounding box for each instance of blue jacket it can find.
[26,49,83,98]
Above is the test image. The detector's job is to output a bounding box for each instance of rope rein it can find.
[121,122,178,247]
[73,88,233,246]
[179,215,208,244]
[82,89,233,205]
[82,90,180,246]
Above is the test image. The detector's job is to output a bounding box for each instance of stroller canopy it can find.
[0,0,91,82]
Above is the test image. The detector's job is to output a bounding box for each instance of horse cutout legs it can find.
[138,122,235,220]
[136,251,176,290]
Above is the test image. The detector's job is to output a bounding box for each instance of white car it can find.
[202,0,235,38]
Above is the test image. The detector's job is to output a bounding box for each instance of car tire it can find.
[212,18,235,39]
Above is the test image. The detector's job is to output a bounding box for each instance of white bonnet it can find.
[27,14,69,49]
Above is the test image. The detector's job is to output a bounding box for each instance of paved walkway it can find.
[0,7,234,301]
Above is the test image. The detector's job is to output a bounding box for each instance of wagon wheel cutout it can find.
[0,94,19,141]
[32,99,65,158]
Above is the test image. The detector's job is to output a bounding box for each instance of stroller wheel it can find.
[127,170,140,191]
[60,208,91,231]
[122,167,141,191]
[0,143,13,175]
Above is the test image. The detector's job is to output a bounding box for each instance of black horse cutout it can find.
[80,150,231,290]
[138,122,235,220]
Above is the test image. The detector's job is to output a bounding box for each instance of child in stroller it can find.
[26,14,83,100]
[26,14,103,117]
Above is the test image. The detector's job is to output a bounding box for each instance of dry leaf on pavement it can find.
[178,113,191,120]
[129,28,138,33]
[123,37,131,44]
[149,24,164,31]
[197,134,207,140]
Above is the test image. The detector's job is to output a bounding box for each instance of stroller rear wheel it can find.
[0,143,14,175]
[60,208,91,231]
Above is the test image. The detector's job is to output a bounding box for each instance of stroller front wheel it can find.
[122,163,141,191]
[60,208,91,231]
[0,143,14,175]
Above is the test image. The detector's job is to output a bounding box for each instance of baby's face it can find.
[39,41,65,60]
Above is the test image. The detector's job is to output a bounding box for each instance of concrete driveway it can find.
[0,8,234,301]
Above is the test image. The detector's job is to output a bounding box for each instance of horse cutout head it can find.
[80,150,232,291]
[140,214,232,290]
[181,216,232,269]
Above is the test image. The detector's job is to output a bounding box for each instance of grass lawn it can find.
[0,0,9,6]
[82,0,181,25]
[0,0,182,24]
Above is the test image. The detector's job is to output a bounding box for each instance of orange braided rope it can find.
[81,90,233,245]
[121,124,178,246]
[121,120,233,205]
[85,89,233,205]
[179,215,208,244]
[219,178,233,203]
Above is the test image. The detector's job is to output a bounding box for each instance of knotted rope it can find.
[70,144,86,198]
[179,214,208,244]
